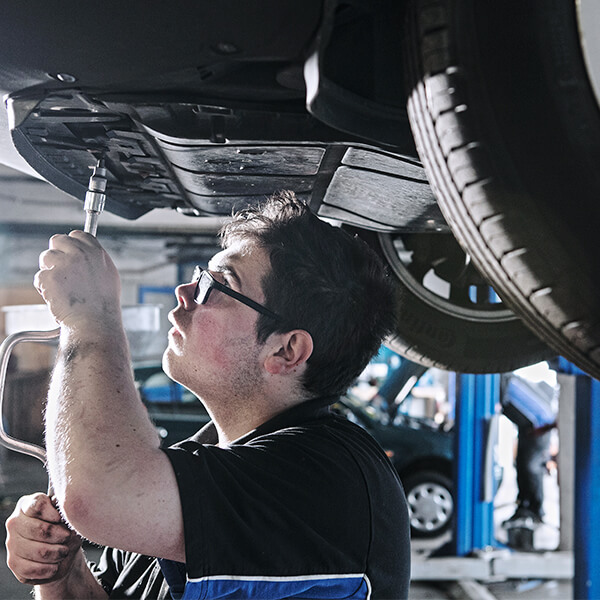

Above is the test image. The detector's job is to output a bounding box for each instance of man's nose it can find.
[175,282,197,310]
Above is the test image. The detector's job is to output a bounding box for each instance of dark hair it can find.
[220,191,397,397]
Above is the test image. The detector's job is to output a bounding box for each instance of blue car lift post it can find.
[446,362,599,597]
[449,372,500,556]
[409,373,503,584]
[556,358,600,599]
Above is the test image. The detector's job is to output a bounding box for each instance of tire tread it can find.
[405,0,600,378]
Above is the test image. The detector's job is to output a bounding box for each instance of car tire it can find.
[353,228,552,373]
[402,469,454,538]
[404,0,600,379]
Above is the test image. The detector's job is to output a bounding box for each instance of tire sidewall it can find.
[352,228,552,373]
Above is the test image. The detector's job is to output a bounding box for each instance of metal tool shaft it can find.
[83,159,107,237]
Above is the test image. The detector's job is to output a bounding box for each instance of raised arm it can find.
[35,231,184,562]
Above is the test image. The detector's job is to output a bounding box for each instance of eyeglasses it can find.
[192,266,281,320]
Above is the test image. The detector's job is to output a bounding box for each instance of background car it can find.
[0,2,598,381]
[334,394,454,539]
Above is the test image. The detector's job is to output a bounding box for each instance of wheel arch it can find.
[396,456,453,484]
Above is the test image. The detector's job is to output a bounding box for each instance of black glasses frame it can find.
[192,266,281,320]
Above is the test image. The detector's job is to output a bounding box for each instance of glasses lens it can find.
[194,269,211,304]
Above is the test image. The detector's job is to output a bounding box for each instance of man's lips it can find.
[167,310,185,336]
[168,326,182,338]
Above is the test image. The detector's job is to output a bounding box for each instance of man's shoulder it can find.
[251,409,370,444]
[174,410,388,463]
[167,410,400,495]
[252,413,398,479]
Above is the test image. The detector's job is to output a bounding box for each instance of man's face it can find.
[163,240,272,402]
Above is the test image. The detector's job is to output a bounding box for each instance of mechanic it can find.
[6,191,411,599]
[501,373,557,530]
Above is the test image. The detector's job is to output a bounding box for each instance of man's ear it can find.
[264,330,314,375]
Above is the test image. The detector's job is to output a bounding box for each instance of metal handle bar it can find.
[0,327,60,463]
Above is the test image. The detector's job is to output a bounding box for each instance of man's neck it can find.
[203,389,307,447]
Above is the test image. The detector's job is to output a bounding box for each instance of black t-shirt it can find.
[92,397,410,599]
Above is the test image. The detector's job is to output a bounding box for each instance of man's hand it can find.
[5,493,83,585]
[34,231,121,333]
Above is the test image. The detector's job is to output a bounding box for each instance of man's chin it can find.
[162,348,178,379]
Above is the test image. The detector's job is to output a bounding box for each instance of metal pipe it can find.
[0,329,58,462]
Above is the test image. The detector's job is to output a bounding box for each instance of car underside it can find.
[1,0,599,378]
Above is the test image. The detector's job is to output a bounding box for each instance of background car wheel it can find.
[403,470,454,538]
[354,228,552,373]
[405,0,600,379]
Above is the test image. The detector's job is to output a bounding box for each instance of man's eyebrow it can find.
[207,259,242,288]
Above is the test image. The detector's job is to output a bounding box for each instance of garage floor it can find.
[0,450,573,600]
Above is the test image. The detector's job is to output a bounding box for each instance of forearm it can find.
[45,324,161,521]
[34,550,108,600]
